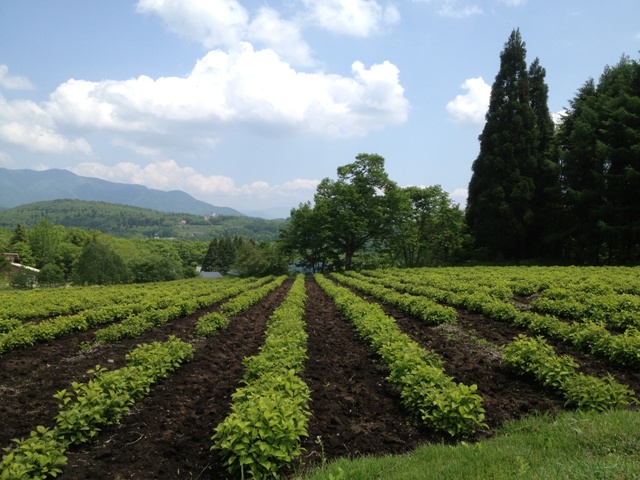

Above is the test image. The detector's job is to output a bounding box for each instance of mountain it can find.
[0,167,244,216]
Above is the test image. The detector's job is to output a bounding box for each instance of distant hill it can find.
[0,199,286,240]
[0,167,244,216]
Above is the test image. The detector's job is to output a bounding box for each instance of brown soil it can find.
[1,277,638,479]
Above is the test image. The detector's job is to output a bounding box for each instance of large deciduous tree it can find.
[388,186,466,267]
[466,29,552,261]
[72,242,129,286]
[312,153,402,271]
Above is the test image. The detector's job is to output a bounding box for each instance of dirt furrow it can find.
[295,277,435,475]
[58,280,293,480]
[0,301,223,449]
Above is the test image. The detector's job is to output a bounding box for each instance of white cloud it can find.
[437,1,482,18]
[136,0,249,48]
[247,7,314,67]
[552,109,568,124]
[303,0,400,37]
[0,94,92,155]
[0,65,35,90]
[68,160,319,210]
[43,43,408,142]
[500,0,526,6]
[450,187,468,205]
[446,76,490,126]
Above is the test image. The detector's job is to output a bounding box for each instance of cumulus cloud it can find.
[136,0,249,48]
[450,187,468,205]
[0,65,35,90]
[43,43,408,141]
[446,76,490,126]
[247,7,314,67]
[437,0,482,18]
[303,0,400,37]
[69,160,319,209]
[0,94,92,155]
[136,0,317,67]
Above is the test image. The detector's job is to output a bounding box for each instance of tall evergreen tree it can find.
[556,79,604,263]
[528,57,562,258]
[558,56,640,263]
[466,29,541,260]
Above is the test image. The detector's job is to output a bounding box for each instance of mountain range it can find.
[0,167,244,217]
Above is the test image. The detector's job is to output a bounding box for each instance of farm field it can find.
[1,267,640,479]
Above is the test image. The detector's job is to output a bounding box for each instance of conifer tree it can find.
[466,29,544,260]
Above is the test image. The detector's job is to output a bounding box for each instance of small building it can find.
[200,271,223,279]
[2,253,40,278]
[2,253,20,263]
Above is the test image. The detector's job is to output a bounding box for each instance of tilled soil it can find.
[1,276,638,479]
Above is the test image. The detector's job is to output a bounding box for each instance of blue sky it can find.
[1,1,639,218]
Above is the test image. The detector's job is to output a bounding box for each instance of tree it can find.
[29,218,63,268]
[278,202,335,272]
[232,241,288,277]
[10,267,37,289]
[313,153,402,270]
[557,56,640,264]
[37,263,66,288]
[466,29,544,260]
[528,57,562,258]
[202,236,240,274]
[388,186,466,267]
[72,243,129,285]
[556,79,604,263]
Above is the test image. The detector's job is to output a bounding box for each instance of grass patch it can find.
[302,409,640,479]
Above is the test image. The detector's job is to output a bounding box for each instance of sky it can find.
[1,1,639,218]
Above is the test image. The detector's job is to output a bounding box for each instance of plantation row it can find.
[349,268,640,368]
[1,267,639,478]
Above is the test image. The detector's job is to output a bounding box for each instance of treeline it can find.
[0,220,208,287]
[278,154,466,272]
[0,199,285,241]
[467,29,640,265]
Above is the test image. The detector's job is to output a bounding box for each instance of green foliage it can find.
[556,55,640,264]
[386,185,467,267]
[8,267,37,290]
[315,274,486,436]
[72,242,129,286]
[202,236,241,274]
[333,272,457,325]
[213,275,310,478]
[0,337,193,479]
[213,373,311,479]
[0,199,284,241]
[232,241,289,277]
[502,334,634,411]
[0,426,67,480]
[37,263,65,288]
[466,29,544,261]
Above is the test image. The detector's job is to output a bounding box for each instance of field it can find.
[1,267,640,479]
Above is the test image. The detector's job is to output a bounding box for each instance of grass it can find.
[302,409,640,479]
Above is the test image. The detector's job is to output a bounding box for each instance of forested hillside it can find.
[0,200,285,240]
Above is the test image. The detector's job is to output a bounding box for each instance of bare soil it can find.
[1,276,638,479]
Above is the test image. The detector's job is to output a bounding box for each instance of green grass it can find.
[302,409,640,479]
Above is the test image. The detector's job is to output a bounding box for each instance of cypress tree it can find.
[528,57,561,258]
[466,29,539,260]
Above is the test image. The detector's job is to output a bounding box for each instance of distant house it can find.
[2,253,40,278]
[3,253,20,263]
[200,271,223,279]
